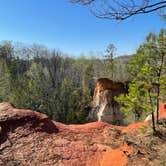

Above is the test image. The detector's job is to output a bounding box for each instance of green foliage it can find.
[54,78,92,124]
[115,81,151,121]
[0,60,11,102]
[104,44,117,79]
[0,41,129,124]
[116,29,166,131]
[0,30,165,128]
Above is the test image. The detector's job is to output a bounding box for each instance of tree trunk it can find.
[152,111,156,133]
[156,85,160,124]
[148,89,156,133]
[156,52,165,123]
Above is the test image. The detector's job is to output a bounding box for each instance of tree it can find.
[84,62,95,94]
[53,78,91,124]
[67,87,91,124]
[71,0,166,20]
[115,82,147,122]
[131,30,166,124]
[26,62,53,112]
[0,60,11,102]
[104,44,117,79]
[116,29,166,132]
[0,41,14,65]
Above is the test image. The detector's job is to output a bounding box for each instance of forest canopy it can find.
[0,30,165,126]
[0,41,129,124]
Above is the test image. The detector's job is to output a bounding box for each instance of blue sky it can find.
[0,0,165,56]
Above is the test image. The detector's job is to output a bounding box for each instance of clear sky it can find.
[0,0,166,56]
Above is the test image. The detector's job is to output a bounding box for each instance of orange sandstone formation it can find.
[88,78,127,125]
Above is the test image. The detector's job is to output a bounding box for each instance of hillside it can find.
[0,102,166,166]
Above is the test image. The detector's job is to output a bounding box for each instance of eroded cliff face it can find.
[88,78,127,125]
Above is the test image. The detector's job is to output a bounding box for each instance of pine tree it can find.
[116,29,166,132]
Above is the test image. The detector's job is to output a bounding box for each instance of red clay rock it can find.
[99,143,133,166]
[145,102,166,123]
[159,102,166,121]
[89,78,126,125]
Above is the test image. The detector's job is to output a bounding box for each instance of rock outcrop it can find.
[159,102,166,124]
[145,102,166,124]
[88,78,128,125]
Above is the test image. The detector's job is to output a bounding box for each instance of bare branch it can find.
[71,0,166,20]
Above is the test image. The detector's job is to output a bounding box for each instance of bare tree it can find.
[71,0,166,20]
[104,44,117,79]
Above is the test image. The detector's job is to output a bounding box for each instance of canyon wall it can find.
[88,78,128,125]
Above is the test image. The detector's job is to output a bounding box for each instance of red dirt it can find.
[159,102,166,120]
[59,120,149,133]
[100,143,133,166]
[0,102,166,166]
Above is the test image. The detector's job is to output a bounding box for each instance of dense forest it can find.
[0,41,129,124]
[0,29,166,127]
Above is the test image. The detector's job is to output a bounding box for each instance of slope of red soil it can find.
[99,143,133,166]
[0,102,165,166]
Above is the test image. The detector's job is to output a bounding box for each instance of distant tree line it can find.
[1,30,165,129]
[0,41,129,124]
